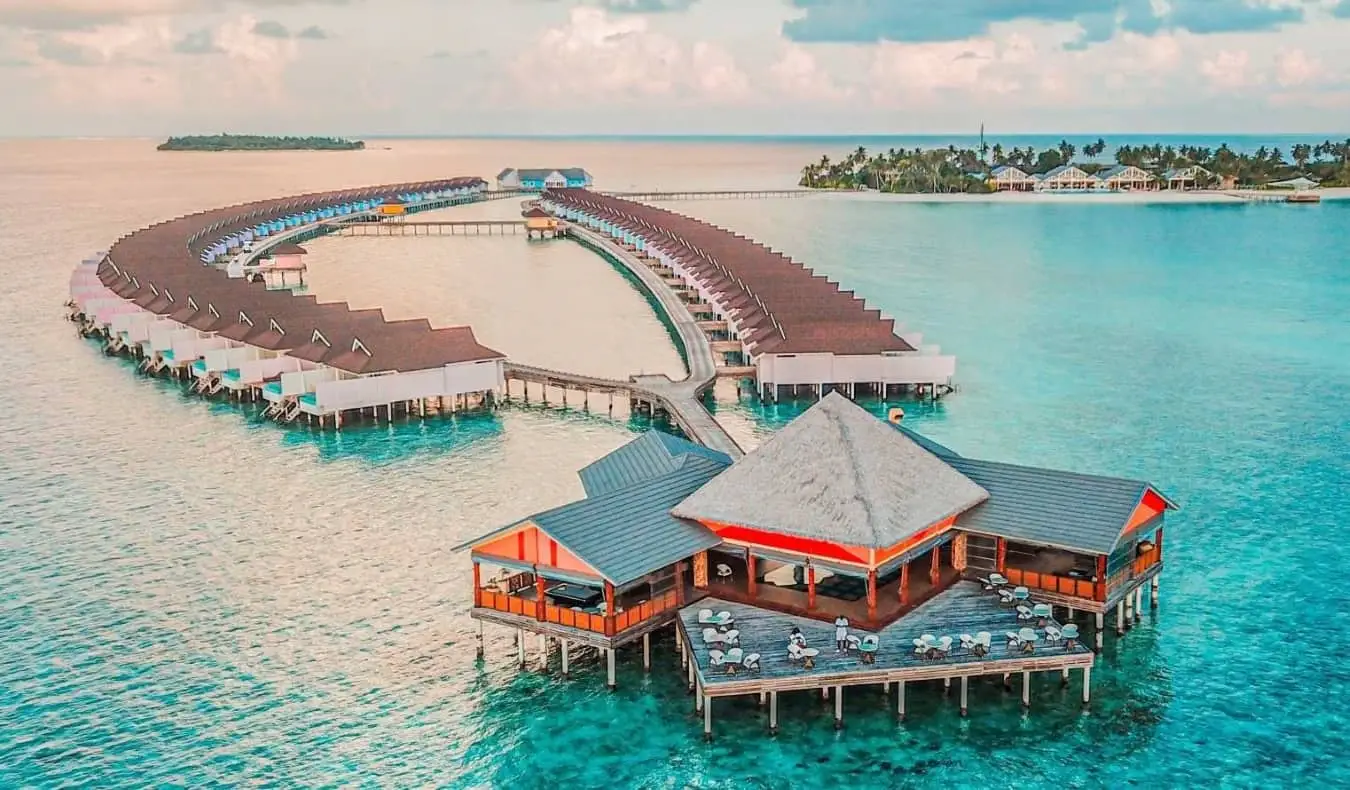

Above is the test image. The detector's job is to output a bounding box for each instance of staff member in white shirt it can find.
[834,616,850,652]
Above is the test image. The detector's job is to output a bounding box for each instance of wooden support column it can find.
[1021,671,1031,708]
[960,676,969,716]
[686,646,695,692]
[703,695,712,741]
[692,552,708,590]
[535,573,546,621]
[866,569,877,622]
[747,554,757,598]
[642,633,651,672]
[1082,666,1092,706]
[899,562,910,607]
[807,564,817,610]
[1135,586,1145,622]
[606,648,616,690]
[1151,575,1160,607]
[1095,612,1105,650]
[996,538,1007,572]
[604,582,616,637]
[517,629,526,667]
[561,639,570,677]
[674,562,685,606]
[472,562,482,607]
[929,547,940,586]
[1095,555,1107,602]
[1061,668,1070,685]
[769,691,779,735]
[833,685,843,729]
[1116,601,1125,635]
[475,620,483,659]
[897,680,906,720]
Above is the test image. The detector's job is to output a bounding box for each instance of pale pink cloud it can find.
[769,45,849,101]
[1200,49,1255,90]
[1275,48,1324,87]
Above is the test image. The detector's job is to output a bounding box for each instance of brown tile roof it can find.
[326,324,505,375]
[544,188,914,356]
[100,177,506,372]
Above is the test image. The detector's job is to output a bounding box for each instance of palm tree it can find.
[800,165,817,187]
[1292,143,1312,171]
[1057,139,1075,165]
[991,143,1005,165]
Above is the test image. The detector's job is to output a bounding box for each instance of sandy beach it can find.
[815,186,1350,205]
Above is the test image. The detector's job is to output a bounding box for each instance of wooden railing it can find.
[1132,547,1161,576]
[475,588,679,636]
[613,590,679,632]
[1005,567,1097,600]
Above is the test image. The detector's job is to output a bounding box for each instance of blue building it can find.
[497,167,593,191]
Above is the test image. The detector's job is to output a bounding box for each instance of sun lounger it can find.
[724,647,744,671]
[982,573,1009,590]
[974,631,991,657]
[742,652,761,672]
[697,609,715,624]
[1033,603,1053,619]
[1006,631,1023,647]
[709,649,726,668]
[859,635,879,663]
[845,635,861,652]
[1016,605,1035,621]
[997,589,1016,605]
[1044,625,1063,642]
[1013,586,1030,601]
[721,629,740,646]
[800,647,819,669]
[1018,627,1038,653]
[1061,624,1080,649]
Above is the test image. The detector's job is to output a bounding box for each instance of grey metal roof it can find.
[672,393,989,548]
[531,456,727,586]
[944,456,1164,554]
[896,425,959,458]
[579,430,732,497]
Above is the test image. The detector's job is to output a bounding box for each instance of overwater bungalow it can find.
[1034,165,1097,192]
[462,393,1175,735]
[1095,165,1155,191]
[988,165,1035,192]
[497,168,593,191]
[1163,165,1212,190]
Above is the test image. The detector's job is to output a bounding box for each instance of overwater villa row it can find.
[458,393,1174,736]
[990,163,1228,192]
[66,177,507,425]
[537,189,957,402]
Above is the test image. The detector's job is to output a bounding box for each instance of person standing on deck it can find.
[834,616,849,652]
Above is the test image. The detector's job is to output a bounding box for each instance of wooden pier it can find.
[333,220,534,237]
[602,188,818,202]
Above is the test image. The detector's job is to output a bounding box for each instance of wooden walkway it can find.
[334,220,530,236]
[602,189,818,202]
[679,582,1093,697]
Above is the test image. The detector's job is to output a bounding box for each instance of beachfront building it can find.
[464,393,1176,733]
[497,168,593,191]
[1033,165,1097,192]
[1267,175,1320,191]
[1095,165,1155,191]
[457,431,733,687]
[988,165,1036,192]
[1163,165,1213,190]
[539,188,957,401]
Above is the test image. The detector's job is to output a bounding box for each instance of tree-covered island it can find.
[799,138,1350,193]
[158,134,365,152]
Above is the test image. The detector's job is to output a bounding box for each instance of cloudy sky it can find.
[1,0,1347,136]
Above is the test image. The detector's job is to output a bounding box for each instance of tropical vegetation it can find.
[158,134,365,152]
[798,138,1350,193]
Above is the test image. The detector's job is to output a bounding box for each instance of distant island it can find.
[157,134,365,152]
[799,138,1350,194]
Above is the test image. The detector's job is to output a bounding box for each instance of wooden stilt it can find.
[758,691,766,707]
[769,691,779,734]
[642,633,651,672]
[1151,575,1160,607]
[703,695,712,741]
[1095,612,1105,650]
[821,686,829,701]
[606,648,616,690]
[517,629,526,667]
[960,676,969,716]
[475,621,483,659]
[561,639,570,677]
[1116,601,1125,635]
[1061,668,1070,685]
[686,649,695,692]
[695,679,703,711]
[833,685,843,729]
[1135,586,1144,621]
[944,676,951,696]
[1021,671,1031,708]
[897,680,906,720]
[1082,666,1092,706]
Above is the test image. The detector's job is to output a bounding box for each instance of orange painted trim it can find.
[873,516,956,565]
[701,520,869,564]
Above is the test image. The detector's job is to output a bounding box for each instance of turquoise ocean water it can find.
[2,143,1349,786]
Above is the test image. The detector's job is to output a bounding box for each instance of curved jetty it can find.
[68,177,507,426]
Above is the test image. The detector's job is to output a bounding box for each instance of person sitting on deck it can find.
[789,627,806,649]
[834,616,850,652]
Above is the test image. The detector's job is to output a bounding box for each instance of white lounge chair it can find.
[936,635,953,654]
[1018,627,1039,653]
[709,649,726,668]
[697,609,715,624]
[974,631,992,656]
[716,564,733,582]
[703,628,727,646]
[722,629,740,646]
[1033,603,1053,619]
[714,611,734,626]
[997,589,1016,605]
[1006,631,1023,647]
[1045,625,1063,643]
[990,572,1008,586]
[1061,624,1080,649]
[959,633,976,651]
[845,634,862,651]
[1013,586,1030,601]
[724,647,744,670]
[742,652,761,672]
[1016,605,1034,621]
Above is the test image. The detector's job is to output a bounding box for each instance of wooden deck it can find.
[333,220,533,236]
[678,582,1093,697]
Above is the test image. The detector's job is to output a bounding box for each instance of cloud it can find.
[252,20,290,38]
[35,36,104,66]
[596,0,698,11]
[0,0,358,31]
[1275,48,1324,86]
[295,25,327,39]
[782,0,1309,45]
[770,44,849,100]
[172,28,224,54]
[513,7,750,103]
[1200,49,1255,89]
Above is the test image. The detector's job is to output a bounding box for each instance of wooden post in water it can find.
[1095,612,1105,650]
[833,686,843,729]
[703,694,712,741]
[1082,667,1092,706]
[960,676,969,717]
[642,633,651,673]
[897,680,906,720]
[1116,601,1125,635]
[561,639,570,678]
[1151,575,1160,607]
[1021,671,1031,708]
[769,691,779,734]
[606,648,616,690]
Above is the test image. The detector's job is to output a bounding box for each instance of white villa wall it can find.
[235,355,301,386]
[312,360,503,411]
[759,352,957,387]
[151,327,195,352]
[95,302,140,325]
[172,335,227,362]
